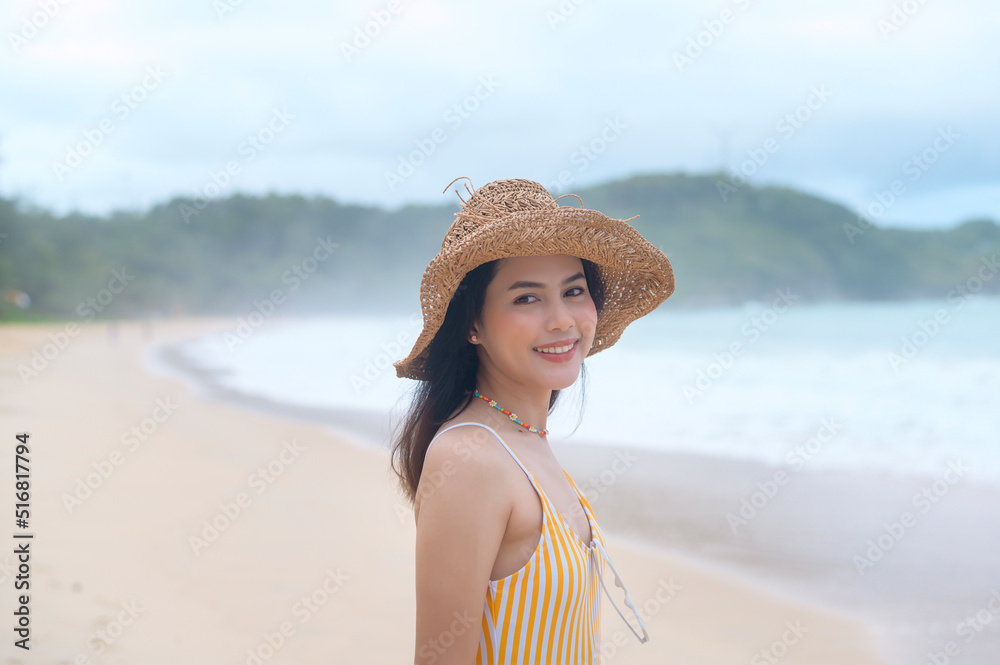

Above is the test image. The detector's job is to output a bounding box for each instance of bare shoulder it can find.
[425,421,505,467]
[412,420,513,663]
[415,421,509,523]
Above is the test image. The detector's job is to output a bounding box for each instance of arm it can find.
[413,429,510,665]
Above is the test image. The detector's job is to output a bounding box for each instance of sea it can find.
[158,295,1000,665]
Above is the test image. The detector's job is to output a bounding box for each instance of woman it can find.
[391,177,675,664]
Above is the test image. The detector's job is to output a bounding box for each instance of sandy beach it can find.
[0,317,894,664]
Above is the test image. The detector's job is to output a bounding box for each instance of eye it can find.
[514,287,585,304]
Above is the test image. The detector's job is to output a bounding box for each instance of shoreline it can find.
[149,318,1000,665]
[144,324,869,612]
[145,323,863,612]
[1,316,896,664]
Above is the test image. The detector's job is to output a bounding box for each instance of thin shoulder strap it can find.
[428,422,534,480]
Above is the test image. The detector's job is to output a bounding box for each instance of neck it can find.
[473,375,551,435]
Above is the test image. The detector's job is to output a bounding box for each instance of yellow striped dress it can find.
[428,422,646,664]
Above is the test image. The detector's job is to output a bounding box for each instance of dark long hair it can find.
[389,257,606,505]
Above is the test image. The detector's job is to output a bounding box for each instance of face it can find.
[472,254,598,391]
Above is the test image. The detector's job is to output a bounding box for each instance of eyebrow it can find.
[506,271,586,291]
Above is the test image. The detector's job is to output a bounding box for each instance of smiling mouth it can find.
[532,340,578,354]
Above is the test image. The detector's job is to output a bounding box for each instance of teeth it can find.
[534,343,574,354]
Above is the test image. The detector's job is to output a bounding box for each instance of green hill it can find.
[576,173,999,304]
[1,173,997,321]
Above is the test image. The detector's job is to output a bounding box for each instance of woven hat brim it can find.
[394,207,674,381]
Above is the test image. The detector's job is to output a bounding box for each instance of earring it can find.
[470,335,477,343]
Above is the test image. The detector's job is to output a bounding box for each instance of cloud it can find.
[0,0,996,226]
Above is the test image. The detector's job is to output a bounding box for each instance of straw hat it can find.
[393,177,675,381]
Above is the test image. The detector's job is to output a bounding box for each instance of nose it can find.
[546,295,575,331]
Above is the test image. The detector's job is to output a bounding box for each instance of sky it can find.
[1,0,997,229]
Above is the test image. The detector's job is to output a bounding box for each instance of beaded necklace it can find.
[468,389,548,435]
